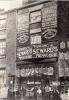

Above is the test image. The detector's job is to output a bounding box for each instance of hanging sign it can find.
[60,41,65,49]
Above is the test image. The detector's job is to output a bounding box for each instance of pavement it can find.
[60,94,69,100]
[1,96,43,100]
[1,94,69,100]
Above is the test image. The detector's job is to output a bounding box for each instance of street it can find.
[2,94,69,100]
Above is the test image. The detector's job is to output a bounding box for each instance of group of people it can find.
[42,84,62,100]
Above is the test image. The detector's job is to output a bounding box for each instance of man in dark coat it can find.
[45,85,50,100]
[52,88,61,100]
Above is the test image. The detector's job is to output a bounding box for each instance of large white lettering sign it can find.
[17,42,58,60]
[32,42,58,58]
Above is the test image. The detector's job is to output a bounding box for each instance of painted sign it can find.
[17,32,29,45]
[17,9,29,45]
[17,46,32,60]
[30,35,41,44]
[17,42,58,60]
[42,28,57,39]
[18,65,54,77]
[30,10,41,23]
[32,42,58,58]
[42,2,57,42]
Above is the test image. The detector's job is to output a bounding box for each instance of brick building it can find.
[0,0,69,99]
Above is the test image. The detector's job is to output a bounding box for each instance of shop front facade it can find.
[0,0,69,99]
[16,42,58,99]
[15,1,59,99]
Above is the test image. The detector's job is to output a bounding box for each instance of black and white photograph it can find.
[0,0,69,100]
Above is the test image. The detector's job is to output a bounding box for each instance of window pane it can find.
[0,42,6,48]
[0,48,5,55]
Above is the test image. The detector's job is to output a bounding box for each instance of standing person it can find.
[45,85,50,100]
[52,87,61,100]
[42,86,45,100]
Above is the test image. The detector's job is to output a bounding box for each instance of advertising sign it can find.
[17,9,29,46]
[18,66,54,77]
[59,39,69,52]
[30,10,41,23]
[42,2,57,43]
[16,42,58,60]
[17,31,30,46]
[17,46,32,60]
[32,42,58,58]
[60,41,65,50]
[30,35,41,45]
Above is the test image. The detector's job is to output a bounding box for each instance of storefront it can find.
[16,1,58,99]
[16,41,58,99]
[16,62,58,98]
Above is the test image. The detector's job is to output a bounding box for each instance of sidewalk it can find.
[2,96,43,100]
[60,93,69,100]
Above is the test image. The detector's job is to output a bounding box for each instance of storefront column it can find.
[54,62,59,81]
